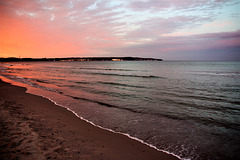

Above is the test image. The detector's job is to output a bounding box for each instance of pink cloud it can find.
[126,16,212,39]
[0,0,125,58]
[107,30,240,60]
[128,0,232,11]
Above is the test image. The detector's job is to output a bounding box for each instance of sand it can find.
[0,80,179,160]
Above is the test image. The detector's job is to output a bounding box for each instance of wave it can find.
[73,67,143,72]
[2,75,63,95]
[81,71,163,79]
[45,66,64,69]
[161,96,240,116]
[64,94,151,115]
[180,94,240,106]
[97,81,150,89]
[71,81,92,85]
[65,94,240,131]
[33,79,50,84]
[71,80,150,90]
[154,89,240,108]
[66,95,117,108]
[191,71,240,78]
[63,84,143,100]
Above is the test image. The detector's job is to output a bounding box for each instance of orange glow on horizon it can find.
[0,14,88,58]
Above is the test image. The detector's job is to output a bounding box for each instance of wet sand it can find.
[0,80,179,160]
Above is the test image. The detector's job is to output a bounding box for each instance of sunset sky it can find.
[0,0,239,60]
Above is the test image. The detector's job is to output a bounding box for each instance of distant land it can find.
[0,57,163,62]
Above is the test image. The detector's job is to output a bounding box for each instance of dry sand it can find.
[0,80,179,160]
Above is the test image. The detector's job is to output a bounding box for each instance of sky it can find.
[0,0,239,61]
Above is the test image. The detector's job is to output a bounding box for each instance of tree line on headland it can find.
[0,57,163,62]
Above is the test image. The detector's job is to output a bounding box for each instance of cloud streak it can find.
[108,30,240,60]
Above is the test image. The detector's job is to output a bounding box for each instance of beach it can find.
[0,80,179,160]
[1,61,239,160]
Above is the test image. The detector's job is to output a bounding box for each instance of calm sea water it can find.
[1,61,240,160]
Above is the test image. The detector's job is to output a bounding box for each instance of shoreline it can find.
[0,79,180,160]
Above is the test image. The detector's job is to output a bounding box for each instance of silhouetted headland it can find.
[0,57,162,62]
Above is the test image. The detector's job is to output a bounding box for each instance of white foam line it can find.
[67,109,189,160]
[0,76,190,160]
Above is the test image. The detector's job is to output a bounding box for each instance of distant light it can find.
[112,59,122,61]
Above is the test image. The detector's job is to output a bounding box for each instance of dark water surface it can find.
[1,61,240,160]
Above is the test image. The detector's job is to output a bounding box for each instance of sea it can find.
[0,61,239,160]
